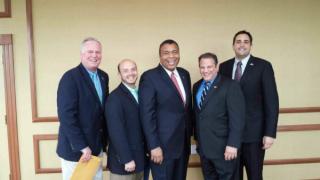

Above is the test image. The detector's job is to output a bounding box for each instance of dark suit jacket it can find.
[139,64,192,159]
[193,75,245,159]
[56,63,109,161]
[105,83,145,174]
[219,55,279,142]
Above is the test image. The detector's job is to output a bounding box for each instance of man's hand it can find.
[224,146,237,161]
[263,136,274,149]
[125,160,136,172]
[80,147,92,162]
[150,147,163,164]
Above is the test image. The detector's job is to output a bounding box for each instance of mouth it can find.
[167,60,176,66]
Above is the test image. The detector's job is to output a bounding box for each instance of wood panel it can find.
[0,0,11,17]
[1,34,21,180]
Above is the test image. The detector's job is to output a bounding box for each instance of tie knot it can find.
[237,61,242,67]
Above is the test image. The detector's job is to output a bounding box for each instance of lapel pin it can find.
[214,86,218,89]
[250,63,254,66]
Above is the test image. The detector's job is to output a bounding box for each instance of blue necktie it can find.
[199,82,210,109]
[92,73,103,104]
[132,88,139,103]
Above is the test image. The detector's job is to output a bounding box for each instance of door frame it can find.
[0,34,21,180]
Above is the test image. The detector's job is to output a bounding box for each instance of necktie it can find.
[132,88,139,103]
[235,61,242,82]
[199,81,210,109]
[170,72,185,104]
[92,73,103,104]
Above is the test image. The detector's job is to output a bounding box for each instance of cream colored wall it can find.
[0,0,320,179]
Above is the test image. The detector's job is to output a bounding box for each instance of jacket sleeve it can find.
[226,81,246,148]
[105,95,133,164]
[262,62,279,138]
[139,73,160,151]
[57,73,87,152]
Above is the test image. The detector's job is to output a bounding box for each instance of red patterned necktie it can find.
[170,72,185,104]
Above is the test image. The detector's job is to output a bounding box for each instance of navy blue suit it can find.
[193,75,245,180]
[139,65,192,180]
[219,55,279,180]
[105,83,145,175]
[56,63,109,161]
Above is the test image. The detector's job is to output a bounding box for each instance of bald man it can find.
[105,59,145,180]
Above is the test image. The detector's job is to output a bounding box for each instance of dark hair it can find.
[232,30,253,45]
[159,39,179,55]
[198,52,218,65]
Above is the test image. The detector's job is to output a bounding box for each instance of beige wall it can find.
[1,0,320,179]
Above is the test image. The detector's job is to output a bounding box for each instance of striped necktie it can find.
[199,81,210,109]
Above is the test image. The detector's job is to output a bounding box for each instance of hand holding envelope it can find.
[71,155,102,180]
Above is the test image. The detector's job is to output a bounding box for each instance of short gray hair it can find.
[80,37,101,52]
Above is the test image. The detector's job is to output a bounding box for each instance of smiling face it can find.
[199,57,219,82]
[118,59,138,87]
[80,40,102,72]
[159,43,180,71]
[233,33,252,60]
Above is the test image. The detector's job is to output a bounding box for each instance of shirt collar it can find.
[122,82,137,92]
[85,68,98,77]
[235,54,250,67]
[160,64,178,77]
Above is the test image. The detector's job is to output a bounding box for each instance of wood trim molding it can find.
[35,128,320,173]
[0,0,11,17]
[26,0,39,123]
[189,157,320,168]
[33,134,60,174]
[33,134,108,174]
[278,124,320,132]
[1,34,21,180]
[26,0,320,123]
[280,107,320,114]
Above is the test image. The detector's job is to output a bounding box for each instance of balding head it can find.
[117,59,138,87]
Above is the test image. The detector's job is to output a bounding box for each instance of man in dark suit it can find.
[139,39,192,180]
[219,30,279,180]
[193,52,245,180]
[56,37,109,180]
[105,59,145,180]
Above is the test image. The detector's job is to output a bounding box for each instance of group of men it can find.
[56,30,279,180]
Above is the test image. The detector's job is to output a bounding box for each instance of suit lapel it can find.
[119,83,139,106]
[201,75,221,110]
[224,59,235,78]
[78,64,102,106]
[240,56,255,83]
[193,81,202,112]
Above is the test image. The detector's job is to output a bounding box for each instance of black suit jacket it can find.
[105,83,145,174]
[57,63,109,161]
[219,55,279,142]
[139,64,192,159]
[193,75,245,159]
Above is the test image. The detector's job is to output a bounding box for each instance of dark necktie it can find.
[170,72,185,104]
[199,81,210,109]
[235,61,242,82]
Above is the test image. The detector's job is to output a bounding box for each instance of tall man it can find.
[139,39,193,180]
[105,59,145,180]
[193,52,245,180]
[219,30,279,180]
[57,37,109,180]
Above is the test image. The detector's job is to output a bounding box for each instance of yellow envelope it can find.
[71,155,101,180]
